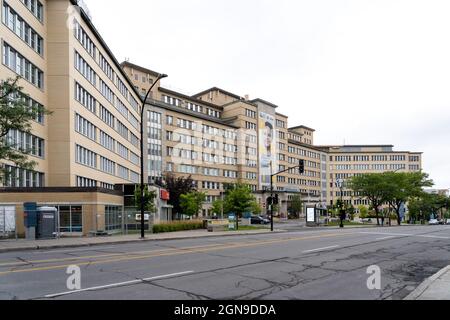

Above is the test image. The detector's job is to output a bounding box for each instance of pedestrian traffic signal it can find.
[267,197,273,206]
[299,159,305,174]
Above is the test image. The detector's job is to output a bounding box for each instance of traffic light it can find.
[299,159,305,174]
[267,197,273,206]
[273,194,279,205]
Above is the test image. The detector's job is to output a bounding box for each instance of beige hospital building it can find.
[0,0,422,236]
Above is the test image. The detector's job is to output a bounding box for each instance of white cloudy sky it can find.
[84,0,450,188]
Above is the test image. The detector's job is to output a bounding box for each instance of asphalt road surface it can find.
[0,225,449,300]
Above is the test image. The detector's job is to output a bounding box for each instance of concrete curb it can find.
[404,265,450,300]
[0,229,287,254]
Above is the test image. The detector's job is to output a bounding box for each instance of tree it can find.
[223,183,257,219]
[211,199,224,218]
[180,191,206,218]
[348,173,389,226]
[0,77,51,180]
[164,174,196,219]
[289,195,304,219]
[134,185,157,213]
[384,172,434,225]
[408,193,448,224]
[358,205,369,219]
[250,200,262,216]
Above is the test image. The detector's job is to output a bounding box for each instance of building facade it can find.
[1,0,143,235]
[122,62,423,218]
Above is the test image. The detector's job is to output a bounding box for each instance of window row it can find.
[2,165,44,187]
[5,129,44,158]
[2,2,44,55]
[20,0,43,22]
[2,43,43,89]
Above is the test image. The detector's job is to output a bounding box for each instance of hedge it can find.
[152,220,204,234]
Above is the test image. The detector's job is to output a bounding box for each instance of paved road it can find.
[0,225,449,300]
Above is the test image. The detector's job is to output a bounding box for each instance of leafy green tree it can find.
[0,77,51,180]
[348,173,389,226]
[250,200,262,216]
[358,205,369,219]
[134,185,157,213]
[408,193,448,224]
[289,195,304,219]
[223,183,257,219]
[180,191,206,218]
[383,172,433,225]
[211,199,224,218]
[164,174,196,218]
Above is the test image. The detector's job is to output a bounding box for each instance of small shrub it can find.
[153,220,204,234]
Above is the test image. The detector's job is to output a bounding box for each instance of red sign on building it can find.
[160,189,170,201]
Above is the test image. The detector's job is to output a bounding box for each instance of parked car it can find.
[429,219,440,225]
[445,219,450,225]
[251,216,270,225]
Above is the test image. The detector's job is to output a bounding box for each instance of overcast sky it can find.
[84,0,450,189]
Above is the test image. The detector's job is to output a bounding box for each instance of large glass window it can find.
[58,206,83,233]
[105,206,122,232]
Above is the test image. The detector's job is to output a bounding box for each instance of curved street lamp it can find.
[140,74,168,239]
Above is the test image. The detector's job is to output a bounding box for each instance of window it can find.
[115,98,128,119]
[117,142,129,159]
[166,115,173,125]
[75,114,96,141]
[3,165,44,187]
[99,79,115,105]
[130,152,140,166]
[73,19,96,58]
[2,42,44,89]
[2,3,44,55]
[99,131,115,151]
[77,176,97,187]
[75,82,97,114]
[245,122,257,130]
[6,129,44,158]
[74,51,97,86]
[116,120,129,140]
[100,156,115,175]
[116,77,129,100]
[98,53,114,81]
[245,109,256,119]
[58,206,83,233]
[130,133,139,148]
[148,111,162,124]
[99,105,115,127]
[105,206,122,232]
[20,0,44,23]
[118,165,129,180]
[76,145,97,168]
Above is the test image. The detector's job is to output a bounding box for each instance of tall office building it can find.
[1,0,142,235]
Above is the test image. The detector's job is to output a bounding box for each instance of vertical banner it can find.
[259,112,277,189]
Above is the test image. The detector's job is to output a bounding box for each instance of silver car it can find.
[429,219,439,225]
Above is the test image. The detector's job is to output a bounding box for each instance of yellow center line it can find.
[0,232,354,276]
[0,243,232,267]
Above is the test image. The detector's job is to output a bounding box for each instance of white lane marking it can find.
[417,235,450,240]
[359,232,413,237]
[44,271,194,298]
[302,245,339,254]
[376,236,398,241]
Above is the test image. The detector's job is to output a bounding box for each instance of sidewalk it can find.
[0,229,285,253]
[404,266,450,300]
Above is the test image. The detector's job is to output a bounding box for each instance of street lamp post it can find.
[140,74,168,239]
